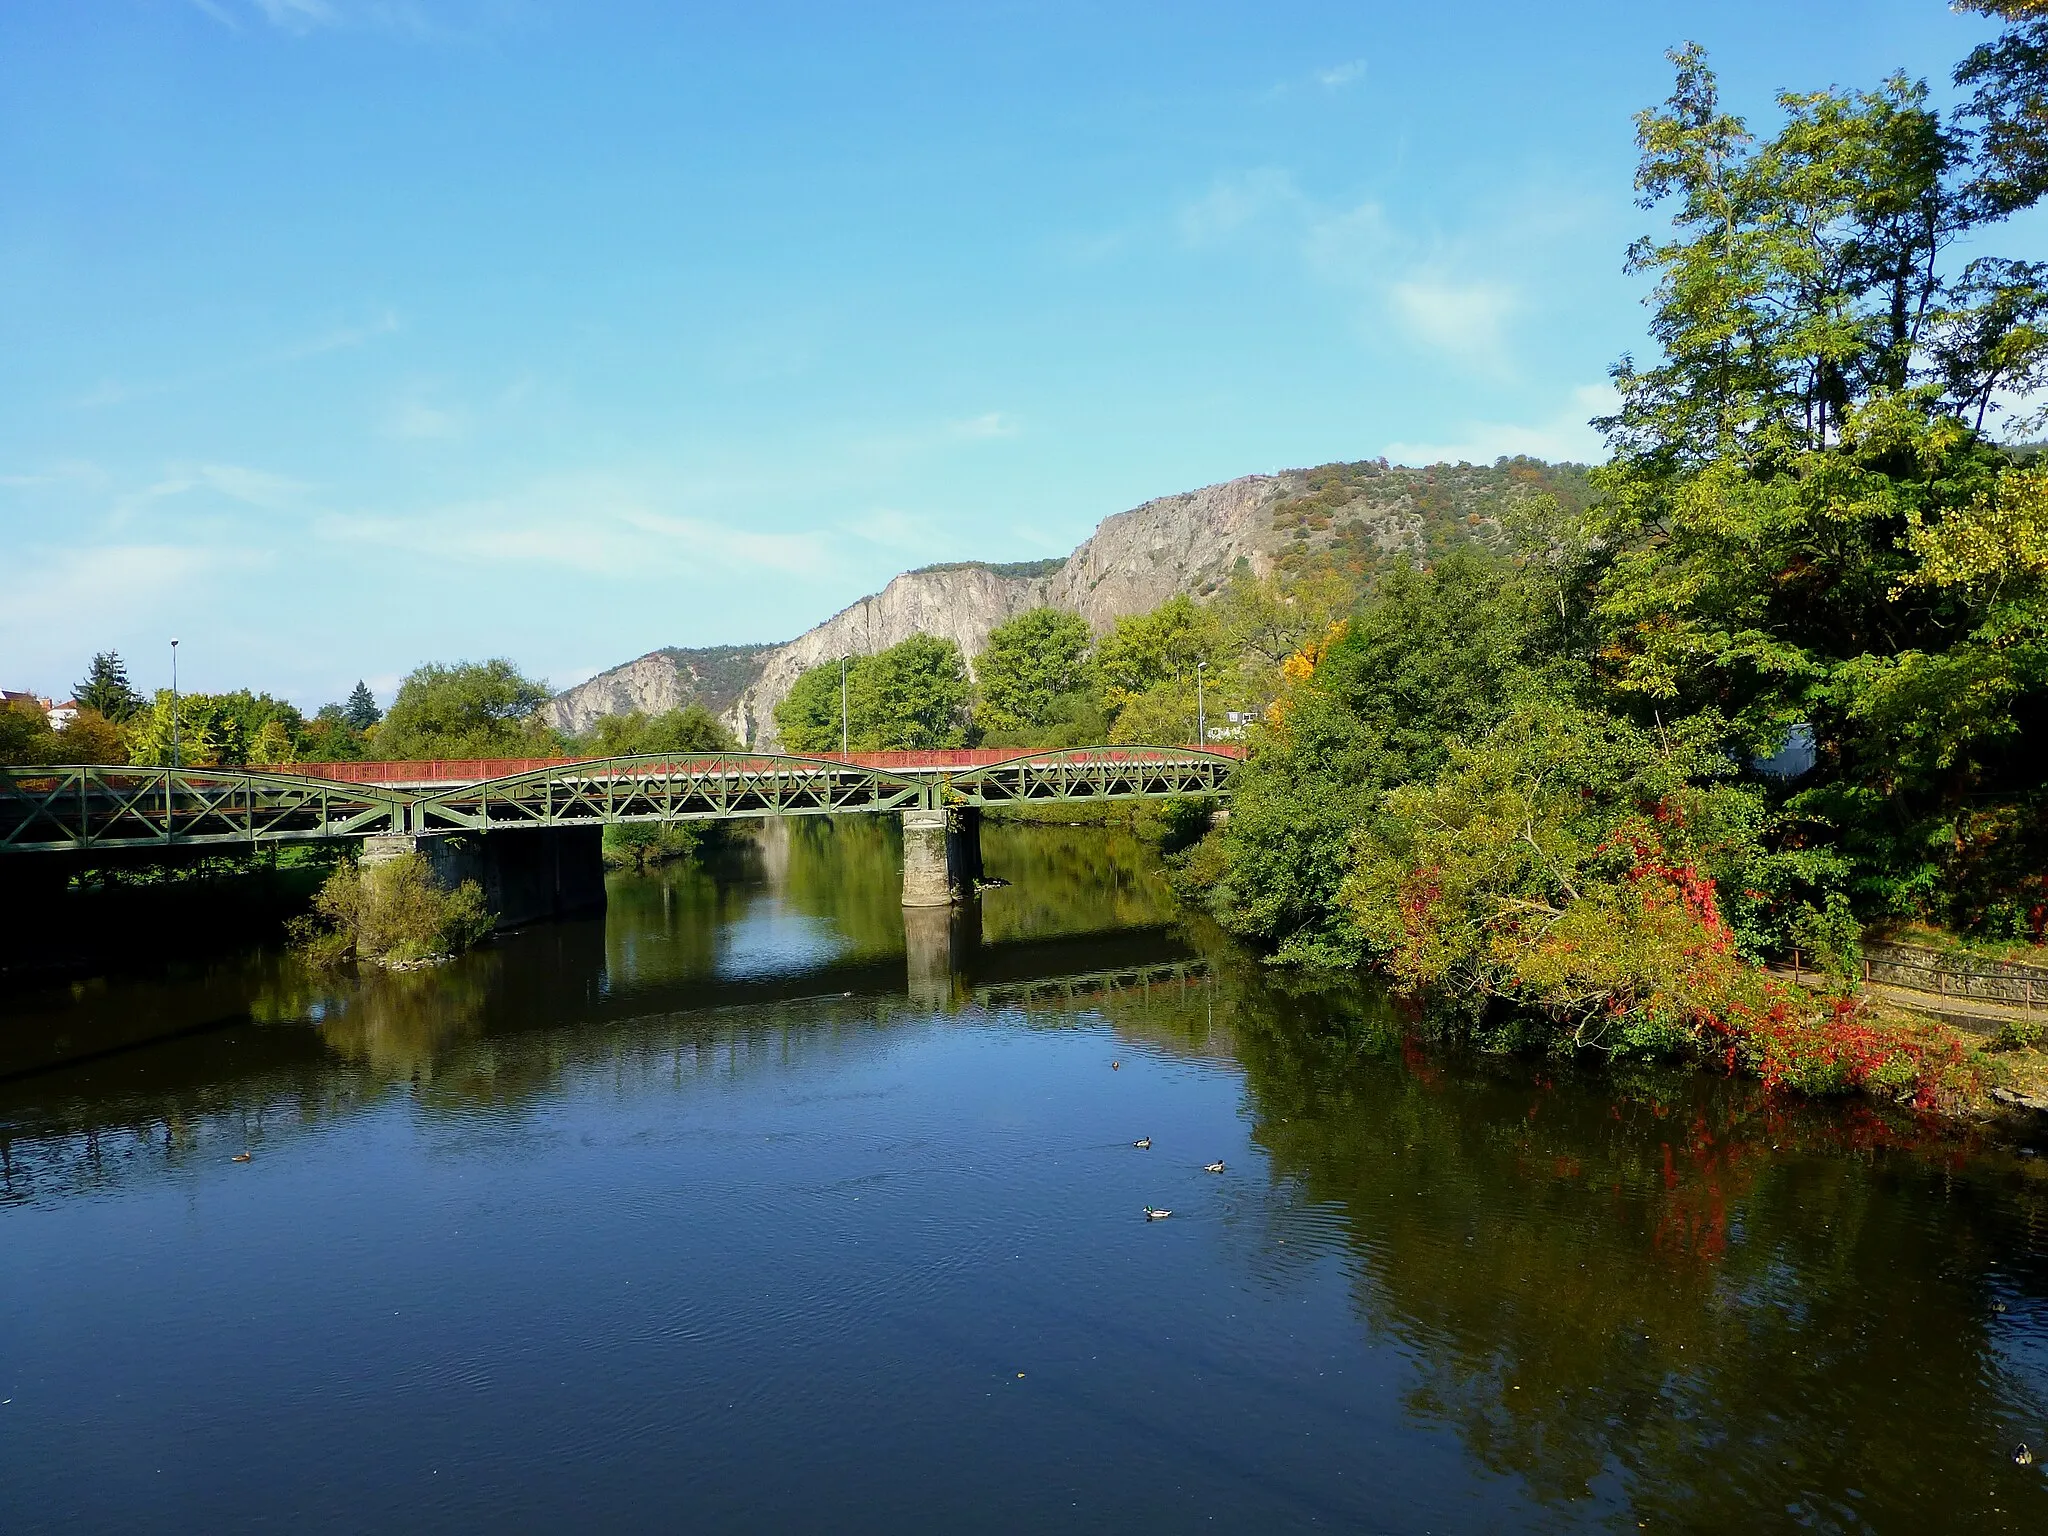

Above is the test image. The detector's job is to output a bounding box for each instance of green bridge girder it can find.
[0,748,1241,855]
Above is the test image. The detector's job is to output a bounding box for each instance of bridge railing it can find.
[1,746,1246,852]
[272,744,1245,786]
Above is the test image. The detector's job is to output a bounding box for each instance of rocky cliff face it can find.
[544,643,779,737]
[726,564,1054,747]
[1043,473,1284,625]
[546,457,1587,748]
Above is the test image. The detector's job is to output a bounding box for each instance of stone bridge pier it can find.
[900,807,981,907]
[362,825,607,929]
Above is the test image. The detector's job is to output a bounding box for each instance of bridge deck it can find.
[1,746,1244,854]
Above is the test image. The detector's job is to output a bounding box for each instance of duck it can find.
[2017,1443,2036,1467]
[1203,1160,1226,1174]
[1110,1061,1121,1071]
[230,1152,252,1163]
[1132,1137,1151,1149]
[1143,1206,1173,1221]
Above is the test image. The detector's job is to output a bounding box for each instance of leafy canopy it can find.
[975,608,1094,737]
[377,660,554,760]
[775,634,971,752]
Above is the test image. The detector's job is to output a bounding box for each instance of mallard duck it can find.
[1132,1137,1151,1149]
[230,1152,252,1163]
[1203,1160,1226,1174]
[2017,1443,2036,1467]
[1143,1206,1172,1220]
[1110,1061,1121,1070]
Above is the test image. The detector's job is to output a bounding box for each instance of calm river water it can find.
[4,820,2048,1532]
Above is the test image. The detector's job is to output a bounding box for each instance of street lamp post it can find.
[170,638,181,770]
[840,655,850,757]
[1196,661,1207,746]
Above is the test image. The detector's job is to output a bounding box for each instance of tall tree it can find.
[775,635,971,752]
[1592,28,2048,934]
[344,680,382,731]
[377,660,554,760]
[975,608,1093,737]
[584,704,736,756]
[74,651,141,722]
[853,634,971,750]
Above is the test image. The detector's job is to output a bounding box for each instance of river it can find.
[3,819,2047,1532]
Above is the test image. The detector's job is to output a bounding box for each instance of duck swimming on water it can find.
[1203,1160,1226,1174]
[1132,1137,1151,1149]
[1144,1206,1172,1221]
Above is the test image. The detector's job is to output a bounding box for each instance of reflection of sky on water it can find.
[715,893,850,981]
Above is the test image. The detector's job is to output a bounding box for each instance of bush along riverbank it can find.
[290,852,495,969]
[1174,23,2048,1123]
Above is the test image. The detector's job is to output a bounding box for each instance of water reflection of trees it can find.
[1214,949,2048,1529]
[978,820,1178,941]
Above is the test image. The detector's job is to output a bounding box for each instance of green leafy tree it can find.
[975,608,1094,739]
[74,652,141,723]
[344,681,382,731]
[1095,595,1219,713]
[377,660,555,760]
[0,698,58,766]
[302,704,368,762]
[583,704,736,756]
[776,659,862,753]
[52,709,130,764]
[852,633,971,749]
[125,691,251,768]
[1594,31,2048,936]
[1203,553,1560,966]
[775,635,971,752]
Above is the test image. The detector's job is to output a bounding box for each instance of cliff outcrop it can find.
[545,643,778,737]
[547,456,1590,747]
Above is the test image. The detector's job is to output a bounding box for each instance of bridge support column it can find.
[361,826,606,929]
[901,807,980,907]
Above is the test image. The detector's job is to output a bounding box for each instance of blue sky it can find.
[0,0,2025,708]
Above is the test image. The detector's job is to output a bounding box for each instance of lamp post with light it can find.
[1196,660,1207,747]
[170,638,181,770]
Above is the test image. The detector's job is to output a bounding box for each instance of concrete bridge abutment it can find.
[362,825,607,929]
[900,807,981,907]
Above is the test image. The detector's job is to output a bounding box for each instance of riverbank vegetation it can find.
[1179,4,2048,1106]
[291,852,495,969]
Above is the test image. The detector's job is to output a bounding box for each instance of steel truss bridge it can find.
[0,747,1242,855]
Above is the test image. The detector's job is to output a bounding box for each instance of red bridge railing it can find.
[273,744,1244,787]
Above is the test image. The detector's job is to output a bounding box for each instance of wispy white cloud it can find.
[1382,383,1616,466]
[844,507,943,552]
[1388,277,1518,371]
[0,544,266,653]
[249,0,338,29]
[319,475,831,580]
[234,0,442,37]
[127,462,312,514]
[0,459,112,492]
[1174,171,1537,376]
[71,309,401,409]
[1178,169,1302,245]
[385,395,466,441]
[950,411,1020,440]
[185,0,244,28]
[1264,57,1369,100]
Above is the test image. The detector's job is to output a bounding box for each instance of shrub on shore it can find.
[291,852,495,968]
